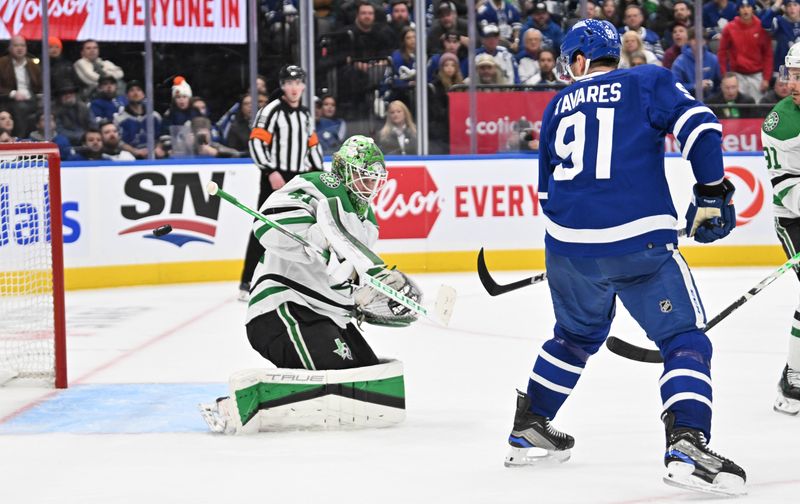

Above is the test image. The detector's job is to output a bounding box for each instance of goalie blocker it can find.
[199,360,405,434]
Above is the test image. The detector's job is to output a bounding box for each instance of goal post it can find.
[0,142,67,388]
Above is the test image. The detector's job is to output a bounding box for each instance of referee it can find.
[240,65,324,300]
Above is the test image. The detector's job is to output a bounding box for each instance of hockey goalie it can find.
[200,135,422,434]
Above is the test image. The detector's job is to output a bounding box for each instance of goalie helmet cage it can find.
[0,143,67,388]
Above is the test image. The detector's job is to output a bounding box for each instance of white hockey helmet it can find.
[779,42,800,82]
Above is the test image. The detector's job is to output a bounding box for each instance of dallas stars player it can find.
[762,42,800,416]
[200,135,420,433]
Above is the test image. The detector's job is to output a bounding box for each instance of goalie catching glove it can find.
[354,268,423,327]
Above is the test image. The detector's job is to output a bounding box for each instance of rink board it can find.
[7,154,777,289]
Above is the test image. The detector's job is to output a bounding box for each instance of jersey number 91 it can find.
[554,108,616,181]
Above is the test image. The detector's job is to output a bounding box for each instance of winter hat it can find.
[171,76,192,98]
[475,53,497,68]
[439,52,459,69]
[736,0,753,9]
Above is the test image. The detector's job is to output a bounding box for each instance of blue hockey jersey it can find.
[538,64,724,257]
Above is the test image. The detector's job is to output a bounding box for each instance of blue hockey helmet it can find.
[558,19,620,80]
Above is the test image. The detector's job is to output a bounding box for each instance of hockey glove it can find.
[685,178,736,243]
[354,268,422,327]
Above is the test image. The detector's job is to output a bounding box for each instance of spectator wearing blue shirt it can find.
[620,4,664,60]
[27,112,73,161]
[114,80,165,159]
[316,94,347,155]
[427,30,464,81]
[521,2,563,52]
[389,26,417,105]
[671,31,722,99]
[761,0,800,72]
[89,75,127,125]
[478,0,523,51]
[703,0,738,39]
[462,24,519,84]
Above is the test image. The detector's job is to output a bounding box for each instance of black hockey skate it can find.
[504,390,574,467]
[662,411,746,496]
[774,364,800,416]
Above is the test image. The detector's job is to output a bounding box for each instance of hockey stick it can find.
[206,182,456,326]
[477,248,546,296]
[477,230,688,297]
[606,249,800,363]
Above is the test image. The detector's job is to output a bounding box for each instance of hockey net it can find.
[0,143,67,388]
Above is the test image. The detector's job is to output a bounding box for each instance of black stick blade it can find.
[476,248,547,296]
[606,337,663,363]
[477,248,503,296]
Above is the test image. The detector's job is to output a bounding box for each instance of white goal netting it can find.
[0,147,65,387]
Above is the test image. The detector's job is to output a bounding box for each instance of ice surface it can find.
[1,268,799,503]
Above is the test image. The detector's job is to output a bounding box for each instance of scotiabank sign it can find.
[449,91,765,153]
[667,119,763,153]
[375,166,441,239]
[448,91,556,154]
[0,0,245,43]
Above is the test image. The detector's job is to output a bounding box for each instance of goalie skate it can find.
[774,365,800,416]
[199,396,236,434]
[504,390,574,468]
[662,412,746,497]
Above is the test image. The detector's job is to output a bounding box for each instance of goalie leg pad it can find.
[215,359,405,434]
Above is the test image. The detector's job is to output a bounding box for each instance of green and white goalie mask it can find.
[332,135,388,217]
[779,42,800,82]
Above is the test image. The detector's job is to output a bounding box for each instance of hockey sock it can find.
[527,335,591,419]
[657,330,713,440]
[788,306,800,370]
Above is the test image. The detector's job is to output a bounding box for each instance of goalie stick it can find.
[606,249,800,363]
[206,182,456,326]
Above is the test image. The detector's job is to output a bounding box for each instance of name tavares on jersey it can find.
[554,82,622,115]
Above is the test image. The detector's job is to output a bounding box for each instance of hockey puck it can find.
[153,224,173,237]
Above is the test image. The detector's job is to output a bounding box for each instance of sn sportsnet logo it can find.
[118,171,224,246]
[1,0,90,40]
[374,166,441,239]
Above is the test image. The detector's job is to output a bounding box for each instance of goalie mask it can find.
[332,135,388,217]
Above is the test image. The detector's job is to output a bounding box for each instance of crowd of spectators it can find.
[0,0,795,159]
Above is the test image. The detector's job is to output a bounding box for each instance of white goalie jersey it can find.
[245,171,381,328]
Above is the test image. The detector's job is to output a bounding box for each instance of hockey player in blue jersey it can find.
[504,19,746,497]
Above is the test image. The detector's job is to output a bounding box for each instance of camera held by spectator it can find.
[189,117,239,158]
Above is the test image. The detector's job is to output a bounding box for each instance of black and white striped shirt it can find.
[248,98,324,173]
